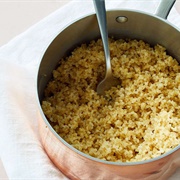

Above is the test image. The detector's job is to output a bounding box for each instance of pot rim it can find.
[36,9,180,166]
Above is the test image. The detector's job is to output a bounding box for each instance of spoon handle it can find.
[93,0,112,76]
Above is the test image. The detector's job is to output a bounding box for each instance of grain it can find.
[42,38,180,162]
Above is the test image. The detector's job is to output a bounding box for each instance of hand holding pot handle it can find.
[156,0,176,19]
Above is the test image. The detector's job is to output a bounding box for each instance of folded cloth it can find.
[0,0,180,179]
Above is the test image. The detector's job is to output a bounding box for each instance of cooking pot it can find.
[37,0,180,179]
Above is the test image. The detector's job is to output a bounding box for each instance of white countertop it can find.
[0,1,180,179]
[0,0,69,47]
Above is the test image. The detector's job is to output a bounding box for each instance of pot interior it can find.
[37,10,180,101]
[37,10,180,168]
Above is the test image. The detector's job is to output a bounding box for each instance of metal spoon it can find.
[93,0,121,96]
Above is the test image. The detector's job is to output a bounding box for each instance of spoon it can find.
[93,0,121,96]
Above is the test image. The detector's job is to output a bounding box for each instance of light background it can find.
[0,0,70,47]
[0,0,70,179]
[0,0,180,179]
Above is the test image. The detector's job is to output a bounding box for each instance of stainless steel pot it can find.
[37,0,180,179]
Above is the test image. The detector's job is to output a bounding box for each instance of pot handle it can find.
[155,0,176,19]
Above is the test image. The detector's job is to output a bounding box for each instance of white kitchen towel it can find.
[0,0,180,179]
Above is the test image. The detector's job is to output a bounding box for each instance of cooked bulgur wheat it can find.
[42,38,180,162]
